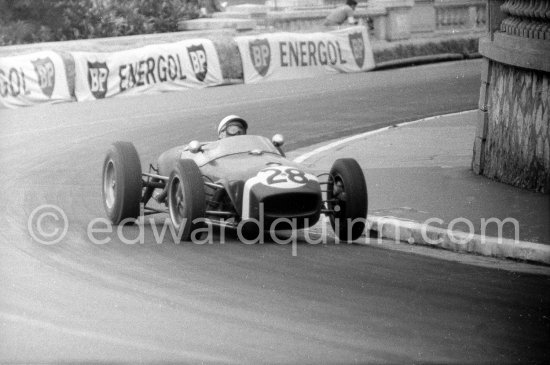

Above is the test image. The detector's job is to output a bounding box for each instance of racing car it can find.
[102,134,368,242]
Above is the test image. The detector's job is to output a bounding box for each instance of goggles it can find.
[225,124,245,136]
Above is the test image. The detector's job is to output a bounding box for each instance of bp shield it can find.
[32,57,55,98]
[87,61,109,99]
[249,39,270,77]
[187,44,208,82]
[348,32,365,69]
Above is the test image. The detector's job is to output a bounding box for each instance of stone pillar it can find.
[370,0,414,40]
[474,0,550,193]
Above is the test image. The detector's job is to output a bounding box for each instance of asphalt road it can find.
[1,60,549,363]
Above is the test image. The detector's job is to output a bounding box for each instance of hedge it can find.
[0,0,201,46]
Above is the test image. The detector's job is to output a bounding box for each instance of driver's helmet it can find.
[217,115,248,139]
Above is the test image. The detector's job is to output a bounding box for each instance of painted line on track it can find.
[292,110,476,163]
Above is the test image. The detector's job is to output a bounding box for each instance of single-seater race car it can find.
[102,134,368,242]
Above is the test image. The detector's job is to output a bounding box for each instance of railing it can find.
[265,7,380,33]
[267,0,369,10]
[320,0,354,7]
[267,0,487,33]
[434,0,486,31]
[220,0,487,40]
[266,0,324,9]
[265,8,375,30]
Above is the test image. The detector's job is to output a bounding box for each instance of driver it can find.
[217,115,248,139]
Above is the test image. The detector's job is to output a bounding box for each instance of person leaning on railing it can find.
[324,0,359,26]
[199,0,227,18]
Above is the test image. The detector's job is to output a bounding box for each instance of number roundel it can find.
[257,166,311,189]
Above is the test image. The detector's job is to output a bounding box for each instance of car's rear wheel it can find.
[327,158,368,242]
[168,159,206,241]
[102,141,142,224]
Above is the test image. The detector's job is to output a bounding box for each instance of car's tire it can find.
[327,158,368,242]
[167,159,206,242]
[102,141,142,225]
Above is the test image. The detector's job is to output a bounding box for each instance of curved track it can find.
[1,60,549,363]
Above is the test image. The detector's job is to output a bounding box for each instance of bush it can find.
[0,0,200,46]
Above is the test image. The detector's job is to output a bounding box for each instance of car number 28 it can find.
[257,166,316,189]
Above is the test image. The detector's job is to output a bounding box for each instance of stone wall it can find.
[473,0,550,193]
[481,62,550,192]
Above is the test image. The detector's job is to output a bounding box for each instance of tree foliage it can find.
[0,0,200,45]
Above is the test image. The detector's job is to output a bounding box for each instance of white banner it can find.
[73,39,223,101]
[235,26,375,84]
[0,51,72,109]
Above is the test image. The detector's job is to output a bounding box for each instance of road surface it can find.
[1,60,549,363]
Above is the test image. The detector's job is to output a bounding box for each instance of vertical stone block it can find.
[479,82,491,111]
[472,136,485,174]
[476,110,489,139]
[480,58,492,84]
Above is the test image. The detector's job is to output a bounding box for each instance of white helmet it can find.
[217,115,248,137]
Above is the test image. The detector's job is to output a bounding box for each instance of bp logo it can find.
[187,44,208,82]
[249,39,270,77]
[87,61,109,99]
[348,32,365,69]
[32,58,55,98]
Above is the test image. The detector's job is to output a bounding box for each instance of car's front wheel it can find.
[327,158,368,242]
[102,141,142,224]
[167,159,206,241]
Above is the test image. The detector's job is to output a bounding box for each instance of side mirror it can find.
[188,140,202,153]
[272,134,284,148]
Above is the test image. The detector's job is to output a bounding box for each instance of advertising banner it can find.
[72,39,223,101]
[0,51,72,109]
[235,26,375,84]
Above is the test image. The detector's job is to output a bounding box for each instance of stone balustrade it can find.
[265,0,486,39]
[183,0,486,41]
[265,0,324,9]
[263,7,386,32]
[434,0,486,31]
